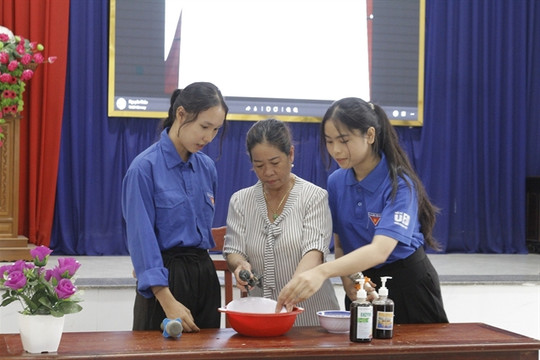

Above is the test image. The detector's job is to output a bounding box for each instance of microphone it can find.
[161,318,183,338]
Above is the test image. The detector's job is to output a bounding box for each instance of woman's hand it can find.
[164,301,199,333]
[226,253,252,292]
[275,267,326,312]
[152,286,200,332]
[234,266,254,293]
[342,276,357,302]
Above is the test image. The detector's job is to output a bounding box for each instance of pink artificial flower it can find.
[20,53,32,65]
[8,76,17,84]
[10,259,35,273]
[33,53,44,64]
[20,69,33,81]
[55,278,77,299]
[29,41,37,50]
[4,270,27,290]
[0,73,11,82]
[0,34,9,42]
[30,245,53,266]
[0,52,9,64]
[7,60,19,72]
[56,258,81,278]
[44,268,54,282]
[0,264,11,276]
[48,56,57,64]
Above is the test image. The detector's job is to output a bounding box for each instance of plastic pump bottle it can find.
[372,276,394,339]
[349,278,373,342]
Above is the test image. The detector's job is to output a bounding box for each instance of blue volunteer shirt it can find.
[122,129,217,298]
[327,154,424,266]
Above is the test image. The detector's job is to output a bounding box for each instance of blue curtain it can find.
[50,1,160,254]
[50,0,538,255]
[526,1,540,176]
[419,0,534,253]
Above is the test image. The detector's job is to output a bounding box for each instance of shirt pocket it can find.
[154,191,187,230]
[155,191,185,209]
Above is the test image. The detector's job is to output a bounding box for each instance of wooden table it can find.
[1,323,539,359]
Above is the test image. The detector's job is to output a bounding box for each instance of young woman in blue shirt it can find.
[277,97,448,324]
[122,82,228,332]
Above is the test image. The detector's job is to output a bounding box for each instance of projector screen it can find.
[108,0,424,125]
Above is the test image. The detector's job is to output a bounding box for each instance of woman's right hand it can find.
[152,286,200,332]
[164,300,200,333]
[234,265,253,293]
[342,276,357,302]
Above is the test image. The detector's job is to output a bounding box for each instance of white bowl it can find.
[317,310,350,333]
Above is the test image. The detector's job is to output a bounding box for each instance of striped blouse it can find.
[223,176,340,326]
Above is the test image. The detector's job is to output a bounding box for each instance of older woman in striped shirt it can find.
[223,118,339,326]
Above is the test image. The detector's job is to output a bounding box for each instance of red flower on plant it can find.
[0,51,8,64]
[1,90,16,98]
[0,73,11,82]
[21,69,33,81]
[7,60,18,71]
[20,53,32,65]
[16,41,26,55]
[3,105,18,114]
[33,53,44,64]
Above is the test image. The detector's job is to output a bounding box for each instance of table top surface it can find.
[1,322,539,359]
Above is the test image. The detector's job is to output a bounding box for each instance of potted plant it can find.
[0,26,56,148]
[0,245,83,353]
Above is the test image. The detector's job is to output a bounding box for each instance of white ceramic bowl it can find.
[317,310,350,334]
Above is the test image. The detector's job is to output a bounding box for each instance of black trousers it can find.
[345,247,448,324]
[132,247,221,330]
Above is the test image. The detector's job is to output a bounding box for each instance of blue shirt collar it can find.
[161,128,194,171]
[345,153,387,193]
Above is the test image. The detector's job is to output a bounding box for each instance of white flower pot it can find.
[18,313,65,353]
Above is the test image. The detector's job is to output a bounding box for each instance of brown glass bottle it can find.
[350,299,373,342]
[372,298,394,339]
[372,276,394,339]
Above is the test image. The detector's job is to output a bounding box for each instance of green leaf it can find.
[57,301,83,315]
[0,297,17,307]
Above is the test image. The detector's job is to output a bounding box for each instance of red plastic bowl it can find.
[219,307,304,337]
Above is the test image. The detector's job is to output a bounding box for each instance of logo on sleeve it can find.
[207,192,215,206]
[368,212,381,226]
[394,211,410,229]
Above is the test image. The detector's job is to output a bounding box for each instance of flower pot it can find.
[18,313,65,353]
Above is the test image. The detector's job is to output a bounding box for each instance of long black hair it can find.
[161,82,229,155]
[320,97,440,250]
